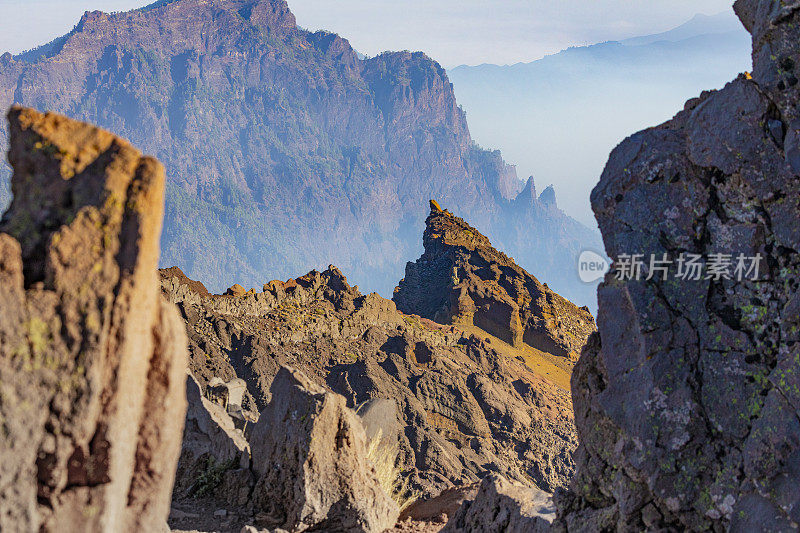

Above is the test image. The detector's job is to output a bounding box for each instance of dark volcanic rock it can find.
[160,265,578,499]
[394,204,596,361]
[0,107,187,531]
[249,366,399,532]
[556,2,800,531]
[0,0,600,307]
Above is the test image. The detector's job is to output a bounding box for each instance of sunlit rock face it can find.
[0,106,187,532]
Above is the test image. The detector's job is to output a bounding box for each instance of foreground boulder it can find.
[394,203,595,361]
[172,376,251,507]
[0,107,187,531]
[442,475,554,533]
[556,2,800,531]
[249,366,399,532]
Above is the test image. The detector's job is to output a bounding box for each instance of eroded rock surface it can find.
[249,366,399,532]
[556,2,800,531]
[0,107,187,531]
[172,376,251,508]
[394,204,595,361]
[160,264,578,499]
[442,474,554,533]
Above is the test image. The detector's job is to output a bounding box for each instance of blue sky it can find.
[2,0,738,66]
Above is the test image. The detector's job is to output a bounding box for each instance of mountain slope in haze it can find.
[0,0,600,308]
[448,10,751,227]
[621,11,745,46]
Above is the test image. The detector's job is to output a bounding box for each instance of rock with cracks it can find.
[249,366,399,532]
[0,107,187,532]
[555,1,800,531]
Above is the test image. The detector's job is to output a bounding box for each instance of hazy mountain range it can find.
[448,11,752,226]
[0,4,751,310]
[0,0,600,309]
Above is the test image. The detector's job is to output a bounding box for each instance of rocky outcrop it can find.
[0,107,187,531]
[399,484,479,525]
[442,475,554,533]
[394,204,595,361]
[172,376,251,507]
[556,2,800,531]
[249,366,399,532]
[161,264,578,499]
[0,0,601,308]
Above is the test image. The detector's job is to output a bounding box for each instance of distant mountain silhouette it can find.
[448,11,751,226]
[621,11,744,46]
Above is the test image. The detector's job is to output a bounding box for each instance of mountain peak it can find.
[539,184,557,207]
[513,176,537,207]
[0,0,600,311]
[394,204,595,358]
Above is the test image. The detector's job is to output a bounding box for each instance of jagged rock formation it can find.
[442,474,554,533]
[538,185,557,208]
[250,366,399,532]
[171,366,397,532]
[0,107,187,531]
[0,0,601,307]
[556,2,800,531]
[172,376,251,508]
[160,264,578,501]
[394,204,595,361]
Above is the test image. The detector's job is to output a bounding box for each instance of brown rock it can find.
[442,474,554,533]
[0,107,187,531]
[400,484,479,523]
[394,205,596,361]
[226,284,247,297]
[161,266,211,297]
[249,366,399,532]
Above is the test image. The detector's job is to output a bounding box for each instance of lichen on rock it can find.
[555,2,800,531]
[0,106,188,531]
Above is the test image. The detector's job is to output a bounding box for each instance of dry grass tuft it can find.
[366,429,420,511]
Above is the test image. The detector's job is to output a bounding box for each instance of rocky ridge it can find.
[556,1,800,531]
[394,203,596,362]
[0,106,582,533]
[160,261,579,507]
[0,0,601,307]
[0,107,188,531]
